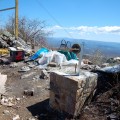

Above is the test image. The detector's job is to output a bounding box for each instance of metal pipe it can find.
[77,43,83,75]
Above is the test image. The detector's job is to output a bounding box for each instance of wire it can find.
[35,0,74,39]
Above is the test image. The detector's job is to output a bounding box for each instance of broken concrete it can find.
[40,70,49,79]
[0,73,7,94]
[99,64,120,73]
[48,62,57,67]
[49,71,98,116]
[24,89,34,96]
[21,72,36,79]
[19,66,31,72]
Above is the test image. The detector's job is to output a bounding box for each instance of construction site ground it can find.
[0,62,51,120]
[0,61,119,120]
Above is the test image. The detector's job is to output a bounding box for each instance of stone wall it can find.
[49,71,98,116]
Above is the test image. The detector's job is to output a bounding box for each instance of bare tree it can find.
[6,16,52,48]
[0,21,3,35]
[0,28,4,35]
[90,49,107,66]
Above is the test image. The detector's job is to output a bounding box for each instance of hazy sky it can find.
[0,0,120,42]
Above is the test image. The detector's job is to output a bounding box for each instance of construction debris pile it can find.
[0,31,32,54]
[0,31,120,120]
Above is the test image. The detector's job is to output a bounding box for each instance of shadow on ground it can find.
[27,99,68,120]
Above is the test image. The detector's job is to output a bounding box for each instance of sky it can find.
[0,0,120,42]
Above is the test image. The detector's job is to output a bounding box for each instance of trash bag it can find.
[38,51,67,68]
[54,53,67,66]
[38,51,54,65]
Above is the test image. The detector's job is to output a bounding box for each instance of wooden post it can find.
[15,0,18,40]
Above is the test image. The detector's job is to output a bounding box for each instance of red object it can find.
[10,50,25,62]
[16,51,23,61]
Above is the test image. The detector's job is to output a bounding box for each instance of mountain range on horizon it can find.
[47,37,120,57]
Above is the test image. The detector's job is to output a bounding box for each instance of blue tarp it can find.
[30,48,49,60]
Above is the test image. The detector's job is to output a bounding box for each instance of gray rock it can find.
[28,118,35,120]
[40,70,49,79]
[101,63,109,68]
[10,63,18,68]
[48,62,57,67]
[19,66,30,72]
[24,88,34,96]
[12,115,20,120]
[3,110,10,115]
[21,72,36,79]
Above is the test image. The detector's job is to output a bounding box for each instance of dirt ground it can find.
[0,61,120,120]
[0,61,51,120]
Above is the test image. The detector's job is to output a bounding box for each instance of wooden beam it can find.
[15,0,18,40]
[0,7,15,12]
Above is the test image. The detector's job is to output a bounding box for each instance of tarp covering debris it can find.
[98,64,120,73]
[30,47,49,60]
[37,51,67,68]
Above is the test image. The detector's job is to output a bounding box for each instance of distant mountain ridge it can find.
[47,37,120,57]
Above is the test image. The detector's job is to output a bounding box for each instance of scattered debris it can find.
[48,62,57,67]
[28,63,36,68]
[0,48,9,55]
[21,72,36,79]
[0,58,10,65]
[19,66,31,72]
[12,115,20,120]
[28,117,36,120]
[82,59,92,65]
[1,97,14,107]
[0,31,32,54]
[101,63,109,67]
[81,64,100,71]
[24,89,34,96]
[0,73,7,94]
[98,64,120,73]
[37,51,67,68]
[30,47,49,61]
[40,70,49,79]
[16,98,21,101]
[10,62,18,68]
[33,75,40,81]
[9,48,25,62]
[3,110,10,115]
[0,31,120,119]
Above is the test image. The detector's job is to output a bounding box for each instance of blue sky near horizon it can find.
[0,0,120,42]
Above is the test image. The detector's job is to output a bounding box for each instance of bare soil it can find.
[0,62,50,120]
[0,61,119,120]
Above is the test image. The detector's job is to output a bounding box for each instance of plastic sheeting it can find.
[38,51,67,67]
[30,47,49,60]
[98,64,120,73]
[37,51,80,69]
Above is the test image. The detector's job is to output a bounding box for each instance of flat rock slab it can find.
[49,71,98,116]
[0,73,7,94]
